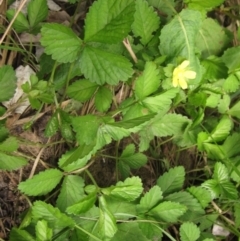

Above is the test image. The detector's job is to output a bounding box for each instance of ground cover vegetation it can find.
[1,0,240,240]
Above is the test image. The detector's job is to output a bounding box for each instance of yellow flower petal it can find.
[179,60,190,69]
[184,70,196,79]
[179,77,188,89]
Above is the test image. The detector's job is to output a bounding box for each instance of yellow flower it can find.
[172,60,196,89]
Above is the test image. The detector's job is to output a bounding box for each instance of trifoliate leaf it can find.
[67,79,98,102]
[222,46,240,72]
[196,18,229,58]
[98,196,117,240]
[79,45,133,85]
[149,201,187,223]
[18,169,63,196]
[71,115,102,145]
[28,0,48,28]
[135,61,160,100]
[188,186,212,208]
[56,175,85,212]
[66,192,97,215]
[132,0,160,45]
[223,74,239,93]
[0,65,16,102]
[137,186,163,214]
[32,201,75,229]
[6,10,29,32]
[41,23,82,63]
[228,100,240,119]
[180,222,200,241]
[157,166,185,195]
[84,0,135,43]
[95,86,112,112]
[185,0,224,11]
[10,228,35,241]
[0,152,27,171]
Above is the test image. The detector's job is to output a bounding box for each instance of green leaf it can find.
[67,192,97,215]
[0,65,16,102]
[6,10,30,32]
[207,116,232,142]
[213,162,229,182]
[223,74,239,93]
[41,23,82,63]
[142,88,178,112]
[222,133,240,158]
[218,95,230,114]
[106,196,136,220]
[32,201,75,230]
[98,195,117,240]
[95,86,112,112]
[44,111,59,137]
[148,201,187,223]
[234,203,240,226]
[58,144,96,171]
[188,186,212,208]
[137,186,163,214]
[119,144,148,169]
[138,222,162,241]
[180,222,200,241]
[28,0,48,27]
[201,56,228,81]
[165,191,205,221]
[84,0,135,43]
[135,61,160,100]
[196,18,229,58]
[113,222,151,241]
[0,136,18,152]
[36,220,52,241]
[222,46,240,72]
[103,176,143,201]
[157,166,185,195]
[0,152,27,171]
[148,0,175,20]
[160,9,202,61]
[56,175,85,212]
[220,181,238,200]
[132,0,160,45]
[79,45,133,85]
[18,169,63,196]
[185,0,224,11]
[71,115,102,145]
[228,100,240,119]
[148,113,191,137]
[9,228,35,241]
[67,79,98,102]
